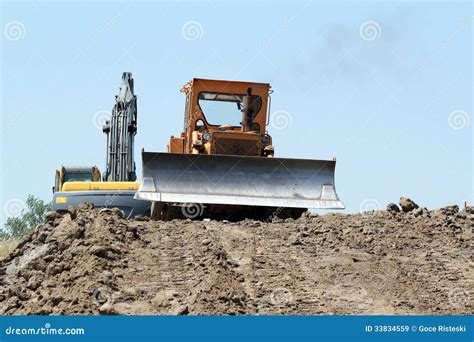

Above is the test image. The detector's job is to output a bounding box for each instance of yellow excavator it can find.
[135,78,344,220]
[52,73,150,217]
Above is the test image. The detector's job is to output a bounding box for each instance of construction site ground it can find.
[1,203,472,315]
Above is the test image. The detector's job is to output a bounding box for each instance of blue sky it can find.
[1,0,472,223]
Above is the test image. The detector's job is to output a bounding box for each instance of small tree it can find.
[2,195,52,239]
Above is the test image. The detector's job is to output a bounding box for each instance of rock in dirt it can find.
[438,205,459,216]
[78,202,94,210]
[98,302,117,315]
[44,211,60,223]
[68,205,78,220]
[386,203,400,212]
[399,197,419,212]
[412,208,424,217]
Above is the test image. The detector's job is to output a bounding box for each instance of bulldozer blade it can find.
[135,152,344,209]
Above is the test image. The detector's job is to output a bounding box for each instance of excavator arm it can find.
[102,72,137,182]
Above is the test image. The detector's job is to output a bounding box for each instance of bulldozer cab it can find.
[183,78,269,130]
[168,78,273,156]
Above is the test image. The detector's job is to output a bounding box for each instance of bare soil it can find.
[0,203,472,315]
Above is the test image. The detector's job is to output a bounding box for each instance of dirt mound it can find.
[1,203,472,315]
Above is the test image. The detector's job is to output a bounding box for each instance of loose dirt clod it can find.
[0,204,472,315]
[399,197,419,212]
[386,203,400,213]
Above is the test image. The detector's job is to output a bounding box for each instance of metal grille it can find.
[213,138,259,156]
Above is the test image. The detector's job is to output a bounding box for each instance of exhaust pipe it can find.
[241,87,255,132]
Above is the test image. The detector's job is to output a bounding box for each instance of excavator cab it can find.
[53,166,100,193]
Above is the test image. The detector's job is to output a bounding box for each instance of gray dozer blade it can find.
[135,152,344,209]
